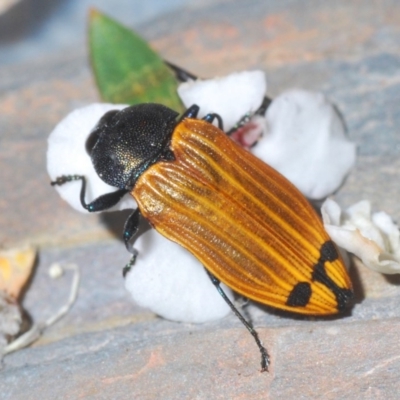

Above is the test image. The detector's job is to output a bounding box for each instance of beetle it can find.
[51,103,353,371]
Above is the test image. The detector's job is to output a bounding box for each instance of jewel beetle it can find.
[52,102,353,371]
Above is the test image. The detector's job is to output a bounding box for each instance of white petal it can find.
[178,70,266,131]
[322,199,400,274]
[372,211,400,259]
[321,197,342,226]
[124,229,233,323]
[252,90,356,199]
[343,201,387,250]
[47,103,136,213]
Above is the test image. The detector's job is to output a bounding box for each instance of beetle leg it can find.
[51,175,128,212]
[255,96,272,116]
[121,209,143,277]
[206,270,270,372]
[226,96,272,136]
[123,208,141,253]
[122,250,138,278]
[226,114,251,136]
[181,106,224,131]
[203,113,224,131]
[180,105,200,121]
[164,61,198,82]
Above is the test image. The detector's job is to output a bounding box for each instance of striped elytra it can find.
[132,118,353,315]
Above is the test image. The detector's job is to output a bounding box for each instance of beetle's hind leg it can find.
[51,175,128,212]
[206,270,270,372]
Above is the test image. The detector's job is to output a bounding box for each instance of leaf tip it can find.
[88,7,102,21]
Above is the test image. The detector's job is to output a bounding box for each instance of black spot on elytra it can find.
[285,241,352,311]
[286,282,312,307]
[320,240,338,262]
[312,241,353,311]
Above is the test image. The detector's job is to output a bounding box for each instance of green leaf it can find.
[89,9,183,111]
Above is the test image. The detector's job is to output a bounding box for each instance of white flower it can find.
[124,229,233,323]
[251,89,356,200]
[47,103,136,213]
[178,70,266,131]
[322,199,400,274]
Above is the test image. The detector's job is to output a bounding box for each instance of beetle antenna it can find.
[51,175,128,212]
[206,270,270,372]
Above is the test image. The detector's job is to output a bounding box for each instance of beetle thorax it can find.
[85,103,179,190]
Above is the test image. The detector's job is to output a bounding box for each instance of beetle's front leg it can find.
[51,175,128,212]
[52,175,140,277]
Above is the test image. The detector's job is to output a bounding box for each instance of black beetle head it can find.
[86,103,179,190]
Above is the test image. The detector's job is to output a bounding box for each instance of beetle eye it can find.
[86,110,120,155]
[86,127,100,155]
